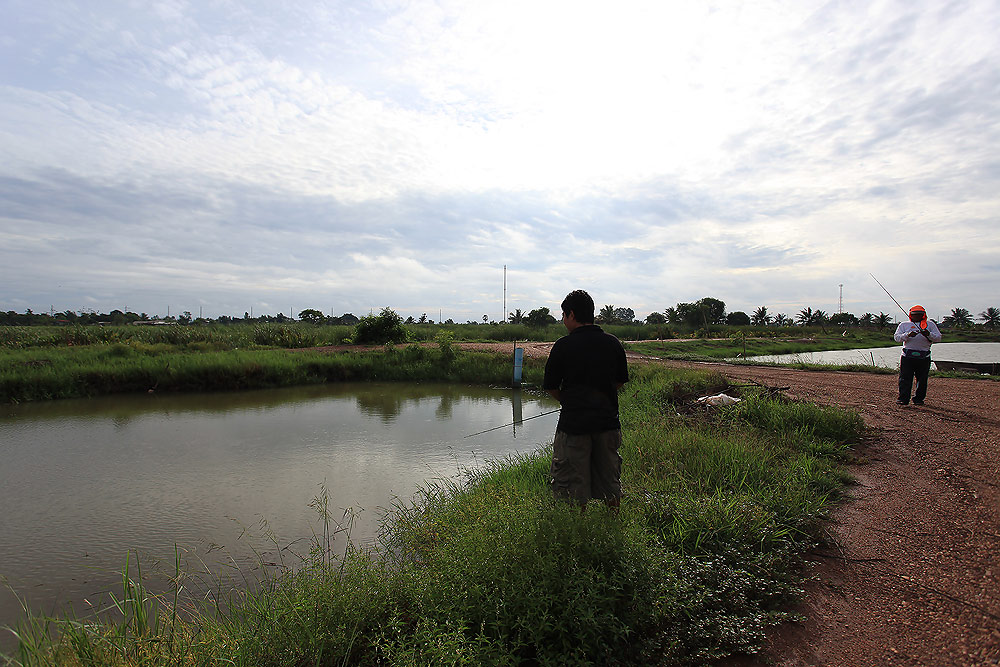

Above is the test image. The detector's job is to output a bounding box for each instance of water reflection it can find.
[0,383,558,645]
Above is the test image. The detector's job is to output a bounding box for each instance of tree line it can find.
[3,302,998,330]
[511,298,1000,330]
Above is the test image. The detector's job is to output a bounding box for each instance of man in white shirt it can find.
[893,305,942,406]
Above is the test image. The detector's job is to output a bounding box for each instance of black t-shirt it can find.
[543,324,628,434]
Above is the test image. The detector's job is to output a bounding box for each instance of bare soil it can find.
[456,342,1000,667]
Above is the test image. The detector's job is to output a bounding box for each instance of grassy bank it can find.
[0,342,544,403]
[14,321,993,353]
[7,363,866,666]
[625,334,901,362]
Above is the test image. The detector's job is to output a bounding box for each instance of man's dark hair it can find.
[561,290,595,324]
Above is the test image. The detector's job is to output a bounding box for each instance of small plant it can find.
[435,330,457,367]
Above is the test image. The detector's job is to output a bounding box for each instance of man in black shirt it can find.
[543,290,629,508]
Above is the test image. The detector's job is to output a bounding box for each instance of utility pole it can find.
[503,265,507,324]
[839,284,843,313]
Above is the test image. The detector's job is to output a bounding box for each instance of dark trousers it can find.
[898,355,931,403]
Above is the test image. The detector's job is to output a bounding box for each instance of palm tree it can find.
[978,307,999,329]
[751,306,771,326]
[664,306,680,324]
[942,307,974,328]
[859,313,875,327]
[772,313,791,327]
[508,309,524,324]
[874,312,893,329]
[796,307,814,326]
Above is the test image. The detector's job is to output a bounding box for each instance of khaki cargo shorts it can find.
[550,429,622,503]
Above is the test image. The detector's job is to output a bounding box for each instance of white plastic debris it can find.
[696,393,741,406]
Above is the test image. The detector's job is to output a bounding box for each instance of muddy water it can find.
[0,383,557,642]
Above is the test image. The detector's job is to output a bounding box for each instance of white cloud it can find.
[1,0,999,320]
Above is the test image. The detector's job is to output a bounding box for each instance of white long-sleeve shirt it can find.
[893,319,942,354]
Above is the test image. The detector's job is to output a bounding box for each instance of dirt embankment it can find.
[455,342,1000,666]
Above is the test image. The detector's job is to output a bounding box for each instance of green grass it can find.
[0,343,545,403]
[0,324,355,351]
[5,364,868,666]
[4,322,998,352]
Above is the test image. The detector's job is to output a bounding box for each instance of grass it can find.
[0,324,355,351]
[0,342,546,403]
[4,363,868,666]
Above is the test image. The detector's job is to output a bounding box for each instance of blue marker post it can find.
[513,345,524,386]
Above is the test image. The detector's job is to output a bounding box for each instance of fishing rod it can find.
[464,408,561,438]
[869,273,908,318]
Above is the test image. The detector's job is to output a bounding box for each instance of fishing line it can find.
[464,408,561,438]
[869,273,908,317]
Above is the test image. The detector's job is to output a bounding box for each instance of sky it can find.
[2,0,998,323]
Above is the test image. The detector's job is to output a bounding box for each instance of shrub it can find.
[353,308,408,345]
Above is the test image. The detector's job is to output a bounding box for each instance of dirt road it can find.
[461,343,1000,666]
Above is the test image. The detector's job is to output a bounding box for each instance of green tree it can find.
[772,313,791,327]
[508,309,525,324]
[942,307,973,328]
[613,307,635,324]
[598,305,617,324]
[796,307,828,327]
[726,311,750,326]
[830,312,859,326]
[664,306,681,324]
[298,308,325,324]
[979,306,1000,329]
[353,307,408,344]
[109,309,131,325]
[645,311,666,325]
[674,298,726,327]
[859,313,875,327]
[695,297,726,325]
[333,313,360,325]
[874,312,893,329]
[525,307,557,327]
[750,306,770,326]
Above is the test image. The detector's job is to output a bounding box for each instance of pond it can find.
[0,383,558,644]
[745,342,1000,371]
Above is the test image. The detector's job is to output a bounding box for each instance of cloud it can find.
[2,1,1000,320]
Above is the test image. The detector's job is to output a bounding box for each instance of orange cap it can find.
[909,305,927,329]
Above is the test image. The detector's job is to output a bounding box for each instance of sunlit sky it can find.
[2,0,998,322]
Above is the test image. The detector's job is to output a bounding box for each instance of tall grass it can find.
[5,364,867,665]
[0,344,545,403]
[0,324,355,351]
